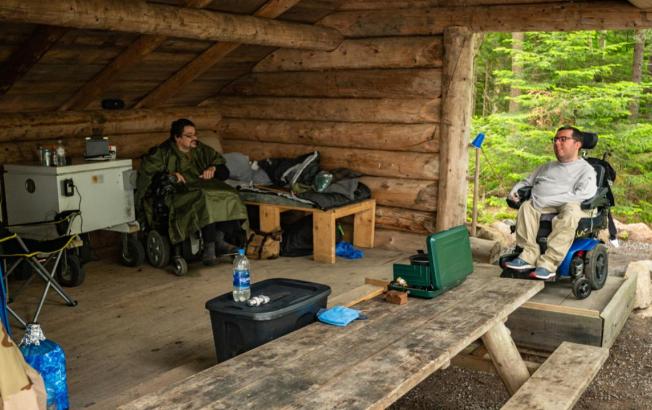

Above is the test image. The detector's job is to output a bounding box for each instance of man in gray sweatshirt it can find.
[505,126,597,280]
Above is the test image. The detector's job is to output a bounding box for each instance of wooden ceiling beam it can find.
[628,0,652,9]
[58,0,213,111]
[134,0,302,109]
[0,25,67,96]
[0,0,342,50]
[320,1,652,36]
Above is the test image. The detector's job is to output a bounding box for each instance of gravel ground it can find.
[391,241,652,410]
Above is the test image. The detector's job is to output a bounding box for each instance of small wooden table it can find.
[122,275,543,410]
[245,198,376,263]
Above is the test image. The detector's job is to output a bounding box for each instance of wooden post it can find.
[436,26,477,232]
[471,148,480,236]
[481,321,530,395]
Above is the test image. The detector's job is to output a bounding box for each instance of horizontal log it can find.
[254,37,442,72]
[218,119,438,152]
[374,227,500,263]
[221,139,438,180]
[337,0,556,10]
[0,108,222,142]
[375,205,435,233]
[202,97,441,123]
[360,176,437,211]
[320,2,652,37]
[221,69,442,98]
[0,129,220,165]
[0,0,343,50]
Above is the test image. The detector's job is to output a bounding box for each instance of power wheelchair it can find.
[499,132,616,300]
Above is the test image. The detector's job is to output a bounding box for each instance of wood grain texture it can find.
[0,0,342,50]
[320,2,652,37]
[218,119,438,152]
[0,25,68,96]
[436,26,476,231]
[360,176,438,211]
[134,0,303,108]
[0,108,221,141]
[502,342,608,410]
[203,96,441,123]
[375,205,435,233]
[220,69,442,98]
[254,37,443,72]
[121,274,542,409]
[221,139,439,179]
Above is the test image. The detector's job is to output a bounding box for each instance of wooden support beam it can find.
[135,0,302,108]
[320,1,652,36]
[58,0,212,111]
[218,119,438,152]
[0,108,221,141]
[0,0,342,50]
[436,26,476,232]
[221,69,442,99]
[254,37,443,72]
[481,321,531,396]
[202,96,441,123]
[0,25,67,96]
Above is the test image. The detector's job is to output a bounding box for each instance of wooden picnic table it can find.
[122,274,543,410]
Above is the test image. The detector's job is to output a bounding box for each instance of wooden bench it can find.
[502,341,609,410]
[245,198,376,263]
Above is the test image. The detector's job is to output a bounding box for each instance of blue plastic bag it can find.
[20,324,69,410]
[317,306,361,327]
[335,241,364,259]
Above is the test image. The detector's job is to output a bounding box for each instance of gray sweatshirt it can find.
[510,159,597,209]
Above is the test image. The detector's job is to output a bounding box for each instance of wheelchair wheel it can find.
[121,235,145,267]
[146,230,171,268]
[585,244,608,290]
[572,277,591,300]
[172,257,188,276]
[56,253,86,287]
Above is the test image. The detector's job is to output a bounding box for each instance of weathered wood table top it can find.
[122,274,543,410]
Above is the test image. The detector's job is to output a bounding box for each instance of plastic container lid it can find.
[205,278,331,321]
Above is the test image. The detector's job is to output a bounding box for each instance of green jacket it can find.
[136,140,247,244]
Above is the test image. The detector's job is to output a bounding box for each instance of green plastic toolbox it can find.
[390,225,473,298]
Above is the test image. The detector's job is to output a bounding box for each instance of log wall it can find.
[206,29,445,237]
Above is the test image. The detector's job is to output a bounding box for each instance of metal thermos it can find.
[39,147,53,166]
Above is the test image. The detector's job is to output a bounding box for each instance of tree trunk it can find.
[629,29,645,120]
[508,32,524,114]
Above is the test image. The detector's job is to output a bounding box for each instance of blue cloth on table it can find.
[317,306,361,327]
[336,241,364,259]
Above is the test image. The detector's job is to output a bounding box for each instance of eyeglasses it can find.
[551,136,578,143]
[181,133,197,139]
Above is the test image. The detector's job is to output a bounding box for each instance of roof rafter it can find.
[0,0,342,50]
[134,0,303,109]
[0,25,68,96]
[58,0,213,111]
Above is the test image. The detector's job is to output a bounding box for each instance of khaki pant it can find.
[515,200,588,272]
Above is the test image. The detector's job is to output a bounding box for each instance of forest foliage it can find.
[470,30,652,224]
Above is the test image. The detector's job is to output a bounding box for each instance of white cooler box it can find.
[3,159,137,237]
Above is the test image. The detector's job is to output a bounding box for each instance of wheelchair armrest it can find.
[580,187,611,210]
[506,186,532,210]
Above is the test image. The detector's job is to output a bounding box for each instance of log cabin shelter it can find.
[0,1,650,408]
[0,0,651,238]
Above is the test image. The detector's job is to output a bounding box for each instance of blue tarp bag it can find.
[20,323,70,410]
[317,306,361,327]
[335,241,364,259]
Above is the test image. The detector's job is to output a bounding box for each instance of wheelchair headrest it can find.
[580,131,598,149]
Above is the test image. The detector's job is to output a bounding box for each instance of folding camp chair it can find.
[1,214,79,326]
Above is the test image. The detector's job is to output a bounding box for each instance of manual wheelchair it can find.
[499,132,615,300]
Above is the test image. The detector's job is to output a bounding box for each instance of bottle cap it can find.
[238,248,245,255]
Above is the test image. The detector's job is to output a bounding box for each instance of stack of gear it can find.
[390,225,474,298]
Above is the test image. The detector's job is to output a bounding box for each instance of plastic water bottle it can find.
[233,248,251,302]
[55,139,66,166]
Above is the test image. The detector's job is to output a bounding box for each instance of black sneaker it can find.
[202,242,218,266]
